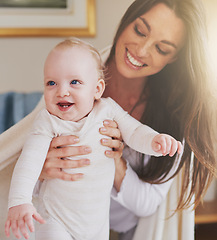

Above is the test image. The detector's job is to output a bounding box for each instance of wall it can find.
[0,0,216,93]
[0,0,133,93]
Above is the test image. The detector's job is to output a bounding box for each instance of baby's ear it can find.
[94,79,105,100]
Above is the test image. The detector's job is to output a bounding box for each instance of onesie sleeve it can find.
[108,98,161,156]
[8,110,53,208]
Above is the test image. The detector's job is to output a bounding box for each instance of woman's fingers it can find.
[40,142,91,181]
[45,158,90,169]
[40,158,89,181]
[99,119,124,161]
[99,120,122,140]
[41,166,84,181]
[47,144,92,159]
[101,138,123,149]
[50,135,79,148]
[42,157,90,174]
[101,138,124,160]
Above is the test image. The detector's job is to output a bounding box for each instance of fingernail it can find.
[100,127,106,132]
[84,147,91,153]
[84,159,90,165]
[74,137,80,143]
[106,150,112,155]
[103,120,109,125]
[102,138,108,143]
[75,174,84,180]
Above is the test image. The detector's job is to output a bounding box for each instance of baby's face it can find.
[44,46,102,121]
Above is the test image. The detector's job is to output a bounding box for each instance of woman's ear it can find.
[94,79,105,100]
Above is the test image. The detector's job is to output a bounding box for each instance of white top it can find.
[9,97,161,239]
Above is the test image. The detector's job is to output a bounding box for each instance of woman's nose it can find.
[136,42,151,58]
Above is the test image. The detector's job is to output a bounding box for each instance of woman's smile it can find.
[126,48,148,69]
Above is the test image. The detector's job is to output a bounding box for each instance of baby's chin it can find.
[56,113,84,122]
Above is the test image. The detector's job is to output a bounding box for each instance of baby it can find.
[5,38,182,240]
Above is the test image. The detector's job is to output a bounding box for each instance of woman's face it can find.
[115,3,186,79]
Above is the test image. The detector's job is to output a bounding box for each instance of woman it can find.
[0,0,216,239]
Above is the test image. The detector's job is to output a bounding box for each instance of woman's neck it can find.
[103,58,148,120]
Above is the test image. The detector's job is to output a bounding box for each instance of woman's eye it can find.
[71,80,80,85]
[47,81,56,86]
[156,45,169,56]
[134,25,146,37]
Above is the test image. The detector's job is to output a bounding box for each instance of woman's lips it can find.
[126,49,148,68]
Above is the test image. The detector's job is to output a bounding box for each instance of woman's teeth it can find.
[127,51,143,67]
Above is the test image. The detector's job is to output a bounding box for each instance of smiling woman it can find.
[113,3,185,81]
[0,0,67,8]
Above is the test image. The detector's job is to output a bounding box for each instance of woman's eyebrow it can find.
[139,17,177,49]
[161,40,177,49]
[139,17,151,32]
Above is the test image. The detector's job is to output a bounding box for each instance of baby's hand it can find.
[152,134,183,157]
[5,203,45,239]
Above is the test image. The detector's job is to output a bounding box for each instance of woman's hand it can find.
[39,135,91,181]
[100,120,127,192]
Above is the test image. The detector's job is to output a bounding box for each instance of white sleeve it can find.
[8,111,52,208]
[110,98,161,156]
[111,150,182,217]
[0,97,45,171]
[111,163,173,217]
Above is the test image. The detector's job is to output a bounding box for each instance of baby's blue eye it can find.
[71,80,80,85]
[47,81,56,86]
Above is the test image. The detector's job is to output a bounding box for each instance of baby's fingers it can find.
[156,136,168,155]
[18,219,30,239]
[11,220,22,239]
[152,142,162,152]
[33,212,45,224]
[5,220,11,237]
[169,139,178,157]
[177,141,183,154]
[24,214,35,233]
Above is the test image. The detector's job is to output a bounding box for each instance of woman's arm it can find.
[111,162,174,217]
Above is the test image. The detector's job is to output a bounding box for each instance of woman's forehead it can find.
[138,3,186,50]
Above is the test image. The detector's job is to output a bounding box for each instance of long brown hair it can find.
[107,0,217,210]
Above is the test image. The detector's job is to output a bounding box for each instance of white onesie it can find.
[8,97,161,240]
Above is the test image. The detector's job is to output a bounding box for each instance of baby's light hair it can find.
[54,38,104,79]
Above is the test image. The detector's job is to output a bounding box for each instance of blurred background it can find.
[0,1,216,239]
[0,0,216,93]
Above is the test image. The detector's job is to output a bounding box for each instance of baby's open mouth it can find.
[57,102,72,108]
[57,102,73,110]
